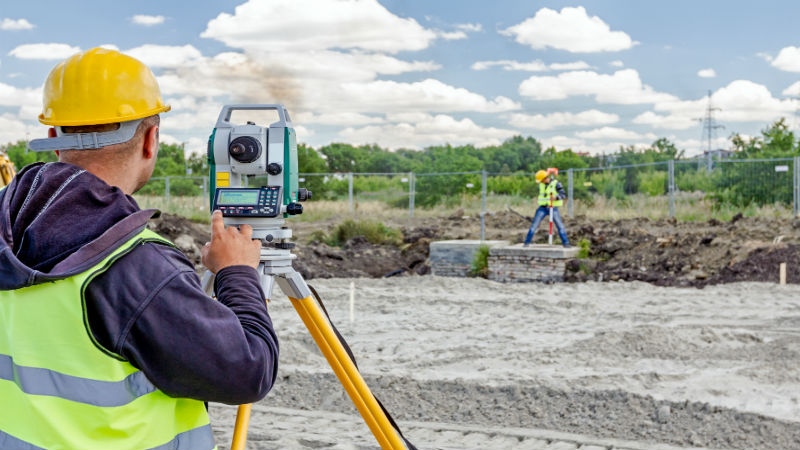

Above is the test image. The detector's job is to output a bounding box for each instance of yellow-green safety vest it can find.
[0,228,214,450]
[538,181,563,207]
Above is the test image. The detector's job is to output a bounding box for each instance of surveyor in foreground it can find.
[0,48,278,449]
[523,168,571,247]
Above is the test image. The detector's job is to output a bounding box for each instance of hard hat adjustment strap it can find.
[27,119,144,152]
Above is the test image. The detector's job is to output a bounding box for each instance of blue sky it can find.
[1,0,799,156]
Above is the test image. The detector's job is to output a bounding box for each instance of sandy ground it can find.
[209,277,800,450]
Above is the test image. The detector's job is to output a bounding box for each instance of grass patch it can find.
[310,219,402,247]
[577,238,591,259]
[470,244,490,278]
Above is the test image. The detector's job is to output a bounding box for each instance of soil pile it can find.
[149,210,800,287]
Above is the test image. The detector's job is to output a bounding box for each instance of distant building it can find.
[698,148,733,170]
[702,149,734,160]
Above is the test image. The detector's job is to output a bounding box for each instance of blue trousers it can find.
[524,205,569,246]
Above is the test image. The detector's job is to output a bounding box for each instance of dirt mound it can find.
[707,244,800,284]
[148,210,800,287]
[292,236,430,279]
[147,213,209,271]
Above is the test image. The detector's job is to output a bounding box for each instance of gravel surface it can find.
[209,277,800,450]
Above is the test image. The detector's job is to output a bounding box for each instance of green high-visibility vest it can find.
[538,181,563,207]
[0,228,214,450]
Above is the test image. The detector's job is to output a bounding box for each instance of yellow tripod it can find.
[205,245,411,450]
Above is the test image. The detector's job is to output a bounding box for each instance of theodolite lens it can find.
[228,136,262,163]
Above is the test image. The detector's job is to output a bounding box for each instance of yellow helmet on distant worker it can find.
[38,47,170,126]
[535,170,547,183]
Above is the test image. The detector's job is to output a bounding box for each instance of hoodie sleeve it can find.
[83,242,279,404]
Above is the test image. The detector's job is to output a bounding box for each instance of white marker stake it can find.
[780,263,787,285]
[349,281,355,323]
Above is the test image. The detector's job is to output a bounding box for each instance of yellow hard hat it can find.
[535,170,547,183]
[38,47,170,126]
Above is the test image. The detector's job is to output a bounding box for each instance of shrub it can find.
[577,238,591,259]
[470,244,490,277]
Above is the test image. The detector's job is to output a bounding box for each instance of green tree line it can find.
[3,119,797,207]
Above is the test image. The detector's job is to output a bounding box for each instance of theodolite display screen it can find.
[217,189,260,205]
[213,186,282,218]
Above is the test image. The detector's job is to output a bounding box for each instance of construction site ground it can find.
[147,212,800,449]
[207,278,800,450]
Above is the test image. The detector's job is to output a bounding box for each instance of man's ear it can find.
[142,125,159,160]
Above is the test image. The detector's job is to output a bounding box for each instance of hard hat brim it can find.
[38,105,171,126]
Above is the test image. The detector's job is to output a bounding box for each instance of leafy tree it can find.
[4,140,57,169]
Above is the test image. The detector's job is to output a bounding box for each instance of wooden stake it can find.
[780,262,787,285]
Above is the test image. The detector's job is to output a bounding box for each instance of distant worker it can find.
[0,48,278,449]
[523,168,571,247]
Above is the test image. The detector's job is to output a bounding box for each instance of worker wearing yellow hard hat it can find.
[524,167,571,247]
[0,48,278,449]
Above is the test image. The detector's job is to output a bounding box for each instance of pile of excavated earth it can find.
[150,209,800,286]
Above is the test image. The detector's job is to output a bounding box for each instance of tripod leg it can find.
[232,263,274,450]
[289,294,407,450]
[230,404,252,450]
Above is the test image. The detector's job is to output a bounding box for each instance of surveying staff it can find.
[0,48,278,450]
[523,169,571,247]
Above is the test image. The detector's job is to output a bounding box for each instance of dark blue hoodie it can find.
[0,162,278,404]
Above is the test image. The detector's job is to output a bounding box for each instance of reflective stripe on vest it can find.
[538,181,563,207]
[0,228,214,450]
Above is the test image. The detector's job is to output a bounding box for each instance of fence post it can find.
[408,172,415,218]
[202,176,207,198]
[348,172,354,213]
[165,176,171,205]
[480,170,487,241]
[668,160,675,218]
[794,156,799,217]
[567,169,574,219]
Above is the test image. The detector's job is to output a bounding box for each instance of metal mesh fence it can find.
[135,157,800,227]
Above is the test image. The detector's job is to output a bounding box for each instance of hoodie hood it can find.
[0,162,158,290]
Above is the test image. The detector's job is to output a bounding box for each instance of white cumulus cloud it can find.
[772,46,800,72]
[339,113,517,150]
[609,60,624,67]
[783,81,800,96]
[0,81,41,119]
[456,23,482,32]
[0,114,40,145]
[125,44,203,68]
[576,126,656,141]
[519,69,677,104]
[0,18,34,30]
[501,6,634,53]
[653,80,795,124]
[295,112,384,126]
[131,15,166,26]
[508,109,619,130]
[8,43,80,60]
[697,68,716,78]
[438,30,467,40]
[632,111,696,130]
[201,0,437,54]
[472,59,589,72]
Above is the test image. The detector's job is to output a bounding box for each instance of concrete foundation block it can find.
[488,244,575,283]
[430,240,509,277]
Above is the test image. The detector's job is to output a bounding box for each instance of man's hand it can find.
[201,210,262,273]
